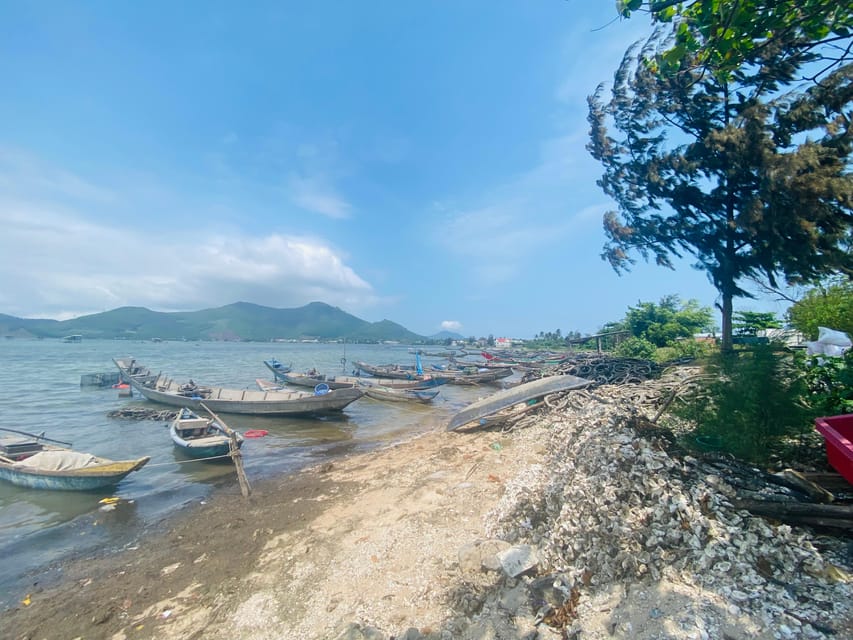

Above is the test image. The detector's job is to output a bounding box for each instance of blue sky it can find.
[0,1,791,338]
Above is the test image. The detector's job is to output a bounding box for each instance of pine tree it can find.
[588,27,852,350]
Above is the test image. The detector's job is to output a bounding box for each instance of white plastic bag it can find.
[817,326,852,347]
[806,341,825,356]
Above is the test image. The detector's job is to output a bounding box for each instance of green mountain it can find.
[0,302,426,342]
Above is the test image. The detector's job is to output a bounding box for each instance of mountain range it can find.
[0,302,463,343]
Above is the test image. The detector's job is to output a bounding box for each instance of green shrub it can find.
[803,350,853,416]
[654,346,680,363]
[670,345,813,463]
[615,336,657,359]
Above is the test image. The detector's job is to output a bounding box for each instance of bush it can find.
[787,281,853,340]
[803,350,853,416]
[670,345,813,463]
[615,336,657,359]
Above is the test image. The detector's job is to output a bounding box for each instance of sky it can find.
[0,1,792,338]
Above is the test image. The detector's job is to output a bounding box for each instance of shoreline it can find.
[4,423,512,639]
[5,373,853,639]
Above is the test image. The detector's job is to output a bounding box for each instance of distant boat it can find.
[62,334,82,343]
[169,408,243,459]
[0,430,149,491]
[114,358,364,416]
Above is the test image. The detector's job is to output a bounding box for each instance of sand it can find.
[4,383,853,640]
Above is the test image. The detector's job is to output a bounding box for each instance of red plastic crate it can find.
[815,414,853,485]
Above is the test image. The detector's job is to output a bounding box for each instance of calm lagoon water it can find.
[0,339,489,607]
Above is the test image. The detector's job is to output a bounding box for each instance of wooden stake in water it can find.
[199,402,252,498]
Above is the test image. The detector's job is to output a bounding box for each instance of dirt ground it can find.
[4,398,852,640]
[3,424,534,640]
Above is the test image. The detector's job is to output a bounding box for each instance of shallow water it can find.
[0,339,492,607]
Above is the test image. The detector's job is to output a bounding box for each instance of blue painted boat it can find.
[263,358,292,381]
[0,434,149,491]
[169,408,244,460]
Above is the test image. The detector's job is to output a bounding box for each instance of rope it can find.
[144,453,234,467]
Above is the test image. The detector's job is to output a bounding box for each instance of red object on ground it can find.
[243,429,268,438]
[815,414,853,485]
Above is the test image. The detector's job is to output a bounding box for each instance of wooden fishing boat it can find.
[0,432,149,491]
[170,408,244,459]
[278,371,357,390]
[114,358,363,416]
[263,358,292,380]
[362,384,440,404]
[113,357,159,385]
[353,360,438,381]
[447,374,592,431]
[434,366,514,385]
[335,375,448,390]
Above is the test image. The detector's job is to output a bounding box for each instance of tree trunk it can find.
[721,289,733,352]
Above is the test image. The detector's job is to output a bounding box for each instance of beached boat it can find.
[334,375,448,390]
[447,374,592,431]
[114,358,363,416]
[362,384,440,404]
[0,431,149,491]
[434,366,514,385]
[278,370,357,390]
[170,408,243,459]
[353,360,440,381]
[263,358,292,380]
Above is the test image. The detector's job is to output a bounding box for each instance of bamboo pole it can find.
[199,402,251,498]
[0,427,72,447]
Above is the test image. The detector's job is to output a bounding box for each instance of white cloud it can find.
[0,146,379,319]
[288,175,352,219]
[440,320,462,332]
[0,199,376,319]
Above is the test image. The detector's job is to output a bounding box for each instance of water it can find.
[0,339,491,606]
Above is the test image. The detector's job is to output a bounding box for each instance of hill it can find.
[0,302,427,343]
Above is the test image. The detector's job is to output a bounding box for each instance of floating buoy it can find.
[243,429,268,438]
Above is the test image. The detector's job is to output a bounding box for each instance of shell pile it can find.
[479,373,852,639]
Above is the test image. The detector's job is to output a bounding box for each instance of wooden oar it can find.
[0,427,72,447]
[199,403,251,498]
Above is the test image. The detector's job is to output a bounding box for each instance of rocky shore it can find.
[5,368,852,639]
